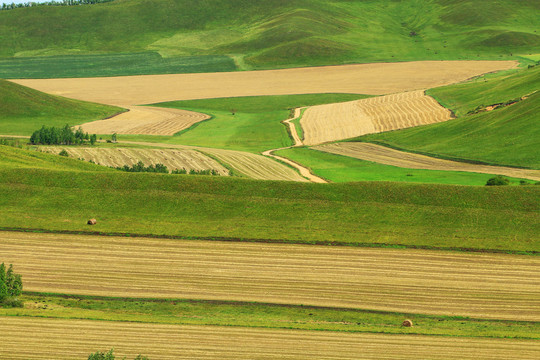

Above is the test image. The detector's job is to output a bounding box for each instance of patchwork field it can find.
[38,147,229,175]
[1,317,539,360]
[315,143,540,181]
[301,90,452,145]
[78,106,210,136]
[1,231,538,321]
[13,61,517,106]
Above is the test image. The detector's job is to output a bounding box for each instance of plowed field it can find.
[2,231,539,321]
[78,106,210,135]
[315,143,540,181]
[13,61,516,105]
[39,147,229,175]
[301,90,452,145]
[2,317,539,360]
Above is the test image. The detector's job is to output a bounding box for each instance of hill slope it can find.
[0,0,538,77]
[0,79,123,134]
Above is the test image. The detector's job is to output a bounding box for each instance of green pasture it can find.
[0,145,539,253]
[1,293,537,339]
[275,147,529,186]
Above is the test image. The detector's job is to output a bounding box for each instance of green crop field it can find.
[0,79,123,135]
[275,147,528,186]
[358,65,540,169]
[0,0,538,77]
[150,94,369,152]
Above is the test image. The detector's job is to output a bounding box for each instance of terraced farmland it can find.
[2,317,539,360]
[38,147,229,175]
[315,143,540,182]
[301,90,452,145]
[2,231,538,321]
[78,106,210,135]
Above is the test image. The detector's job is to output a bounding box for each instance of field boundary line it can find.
[1,227,537,256]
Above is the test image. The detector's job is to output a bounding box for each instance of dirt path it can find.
[2,317,539,360]
[2,231,539,321]
[315,142,540,181]
[262,108,327,183]
[12,61,517,105]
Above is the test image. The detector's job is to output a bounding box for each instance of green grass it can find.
[275,147,528,186]
[1,293,537,339]
[0,0,538,76]
[0,79,123,135]
[359,66,540,169]
[149,94,369,153]
[0,52,236,79]
[0,146,538,253]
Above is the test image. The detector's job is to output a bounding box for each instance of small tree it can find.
[112,133,117,143]
[486,176,510,186]
[90,134,97,145]
[0,263,7,300]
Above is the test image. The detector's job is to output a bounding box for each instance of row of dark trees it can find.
[1,0,115,11]
[114,161,223,176]
[0,263,22,304]
[30,125,97,145]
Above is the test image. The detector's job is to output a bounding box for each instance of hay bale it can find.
[87,219,97,225]
[402,319,413,327]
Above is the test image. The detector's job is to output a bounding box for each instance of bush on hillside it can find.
[486,176,510,186]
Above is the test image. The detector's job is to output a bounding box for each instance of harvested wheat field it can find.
[2,231,539,321]
[315,143,540,181]
[39,147,229,175]
[301,90,452,145]
[77,106,210,135]
[2,317,539,360]
[13,61,517,106]
[121,141,308,181]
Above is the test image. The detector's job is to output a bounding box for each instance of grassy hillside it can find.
[0,0,538,77]
[151,94,369,152]
[0,146,538,253]
[360,65,540,169]
[0,79,123,135]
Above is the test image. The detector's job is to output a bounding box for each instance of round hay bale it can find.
[87,219,97,225]
[402,319,413,327]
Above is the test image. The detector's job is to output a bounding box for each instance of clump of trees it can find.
[88,349,149,360]
[486,175,510,186]
[30,125,97,145]
[114,161,223,176]
[0,263,23,308]
[171,168,221,176]
[1,0,115,11]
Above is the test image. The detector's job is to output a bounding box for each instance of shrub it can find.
[87,349,149,360]
[59,149,69,157]
[486,176,510,186]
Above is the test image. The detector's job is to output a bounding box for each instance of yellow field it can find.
[78,106,210,135]
[13,61,516,106]
[1,231,538,321]
[39,147,229,175]
[315,142,540,181]
[301,90,452,145]
[1,317,539,360]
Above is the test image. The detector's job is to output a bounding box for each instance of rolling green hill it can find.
[359,65,540,169]
[0,79,123,135]
[0,0,538,77]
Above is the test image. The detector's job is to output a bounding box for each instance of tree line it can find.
[1,0,115,11]
[30,125,97,145]
[114,161,223,176]
[0,263,23,307]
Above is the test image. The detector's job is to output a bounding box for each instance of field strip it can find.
[119,141,308,181]
[1,317,539,360]
[76,106,210,135]
[315,142,540,181]
[38,146,230,175]
[301,90,452,145]
[262,108,327,183]
[1,231,539,321]
[12,61,517,106]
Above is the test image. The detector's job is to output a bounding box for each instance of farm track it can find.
[315,142,540,181]
[2,317,539,360]
[119,141,308,182]
[77,106,210,136]
[38,147,229,175]
[1,231,539,321]
[301,90,452,145]
[12,61,517,105]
